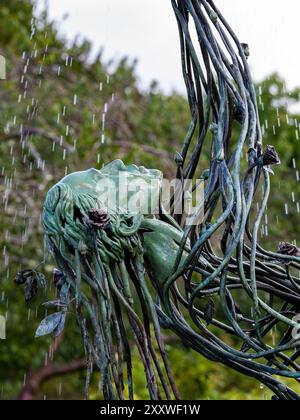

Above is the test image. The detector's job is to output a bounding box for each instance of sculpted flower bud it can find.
[88,208,110,230]
[15,270,45,302]
[262,145,281,166]
[15,269,34,285]
[241,43,250,58]
[278,242,300,257]
[175,152,183,167]
[24,277,38,302]
[53,268,65,290]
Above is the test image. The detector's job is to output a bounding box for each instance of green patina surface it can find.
[42,159,184,400]
[14,0,300,401]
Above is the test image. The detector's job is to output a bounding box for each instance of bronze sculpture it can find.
[17,0,300,400]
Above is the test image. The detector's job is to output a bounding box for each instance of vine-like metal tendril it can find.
[163,0,300,400]
[16,0,300,401]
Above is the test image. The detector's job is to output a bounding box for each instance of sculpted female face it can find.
[49,159,162,215]
[42,159,186,287]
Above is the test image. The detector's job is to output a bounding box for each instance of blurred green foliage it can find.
[0,0,299,400]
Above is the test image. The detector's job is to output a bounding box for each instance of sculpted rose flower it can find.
[262,145,281,166]
[278,242,300,257]
[87,208,110,230]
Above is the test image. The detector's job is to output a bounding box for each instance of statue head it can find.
[42,159,162,262]
[44,159,162,214]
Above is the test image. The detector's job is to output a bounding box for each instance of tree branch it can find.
[109,140,174,161]
[1,127,74,152]
[18,359,87,400]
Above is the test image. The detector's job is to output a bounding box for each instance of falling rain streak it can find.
[0,1,299,401]
[0,12,117,399]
